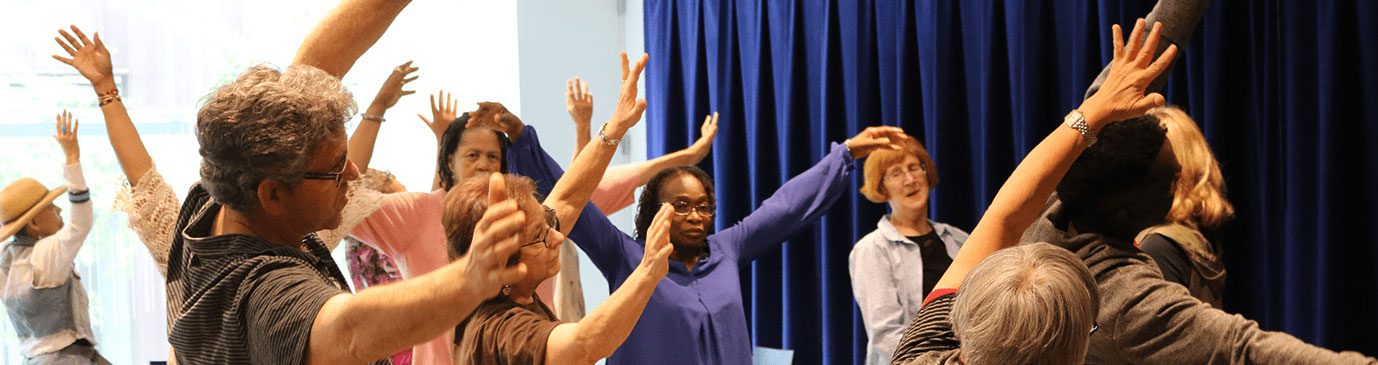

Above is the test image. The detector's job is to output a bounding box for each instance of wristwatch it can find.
[1064,109,1096,144]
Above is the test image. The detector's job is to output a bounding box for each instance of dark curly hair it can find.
[436,112,511,191]
[1056,115,1177,240]
[634,165,716,240]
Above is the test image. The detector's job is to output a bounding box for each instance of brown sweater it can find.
[1022,199,1375,364]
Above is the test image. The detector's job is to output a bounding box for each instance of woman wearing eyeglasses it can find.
[848,139,968,365]
[443,174,676,364]
[486,68,909,362]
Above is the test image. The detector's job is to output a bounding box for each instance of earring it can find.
[501,285,511,296]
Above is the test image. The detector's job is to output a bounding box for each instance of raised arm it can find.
[421,91,459,191]
[472,52,649,236]
[292,0,412,78]
[545,203,674,364]
[629,112,718,186]
[1085,0,1209,98]
[307,173,528,364]
[566,77,594,160]
[53,26,153,186]
[717,125,906,262]
[348,61,418,171]
[29,112,94,288]
[933,19,1178,291]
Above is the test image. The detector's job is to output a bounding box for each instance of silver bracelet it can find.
[361,114,385,123]
[597,123,621,146]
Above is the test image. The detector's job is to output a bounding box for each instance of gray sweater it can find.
[1023,199,1375,364]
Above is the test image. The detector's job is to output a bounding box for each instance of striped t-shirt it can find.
[889,290,961,365]
[165,184,388,365]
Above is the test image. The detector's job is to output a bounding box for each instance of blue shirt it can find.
[849,216,968,365]
[507,126,855,365]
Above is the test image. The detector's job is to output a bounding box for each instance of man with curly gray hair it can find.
[161,1,530,364]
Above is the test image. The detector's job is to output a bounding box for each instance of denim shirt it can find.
[849,216,968,365]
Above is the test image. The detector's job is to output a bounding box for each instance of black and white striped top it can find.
[890,292,962,365]
[165,184,388,365]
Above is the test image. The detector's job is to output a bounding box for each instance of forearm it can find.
[636,147,700,186]
[310,260,481,363]
[556,266,659,362]
[292,0,411,78]
[32,164,93,287]
[548,133,620,236]
[573,123,591,161]
[934,126,1087,290]
[347,103,387,171]
[92,80,155,185]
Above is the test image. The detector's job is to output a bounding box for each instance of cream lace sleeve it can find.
[314,172,389,250]
[114,168,179,276]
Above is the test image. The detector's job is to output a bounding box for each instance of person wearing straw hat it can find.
[0,111,108,364]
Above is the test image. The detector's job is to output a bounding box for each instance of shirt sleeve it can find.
[590,162,647,215]
[890,292,960,365]
[506,125,637,279]
[1104,259,1377,364]
[114,167,179,276]
[241,261,349,365]
[474,306,561,365]
[1138,233,1191,287]
[29,163,94,288]
[349,191,433,260]
[315,182,386,250]
[716,142,856,263]
[849,237,906,363]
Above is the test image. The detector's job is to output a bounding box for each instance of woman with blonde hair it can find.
[1134,105,1234,307]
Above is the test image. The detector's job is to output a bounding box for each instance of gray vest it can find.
[1,235,83,340]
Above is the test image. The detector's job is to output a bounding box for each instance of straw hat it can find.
[1,177,68,242]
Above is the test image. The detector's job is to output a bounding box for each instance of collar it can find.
[875,215,947,244]
[180,196,329,266]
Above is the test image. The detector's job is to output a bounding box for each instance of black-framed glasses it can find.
[302,160,352,188]
[524,206,561,248]
[671,201,715,217]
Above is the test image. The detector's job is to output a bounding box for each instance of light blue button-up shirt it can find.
[849,216,968,365]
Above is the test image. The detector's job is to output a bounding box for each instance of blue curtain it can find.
[644,0,1378,363]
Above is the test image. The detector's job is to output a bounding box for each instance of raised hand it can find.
[687,112,719,162]
[639,203,676,278]
[419,90,459,142]
[845,126,910,159]
[371,61,418,110]
[55,110,80,164]
[466,101,525,140]
[1080,19,1179,127]
[463,173,530,299]
[566,77,594,126]
[52,25,114,90]
[605,52,650,140]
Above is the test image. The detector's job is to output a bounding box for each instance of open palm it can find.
[52,25,113,85]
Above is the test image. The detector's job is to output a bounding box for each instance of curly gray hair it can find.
[951,242,1100,364]
[196,64,357,212]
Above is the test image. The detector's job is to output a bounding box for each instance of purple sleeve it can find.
[716,142,856,263]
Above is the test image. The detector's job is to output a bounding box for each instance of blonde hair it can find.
[859,138,938,203]
[1150,106,1234,228]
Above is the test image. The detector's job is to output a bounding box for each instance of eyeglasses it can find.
[671,201,715,217]
[885,164,926,182]
[302,160,352,188]
[524,206,561,248]
[1090,323,1100,335]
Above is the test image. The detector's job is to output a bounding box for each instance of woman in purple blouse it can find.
[492,85,907,363]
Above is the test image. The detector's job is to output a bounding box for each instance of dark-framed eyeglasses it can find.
[671,201,715,217]
[524,206,561,248]
[302,160,352,188]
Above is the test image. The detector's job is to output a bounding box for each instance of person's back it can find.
[1028,116,1377,364]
